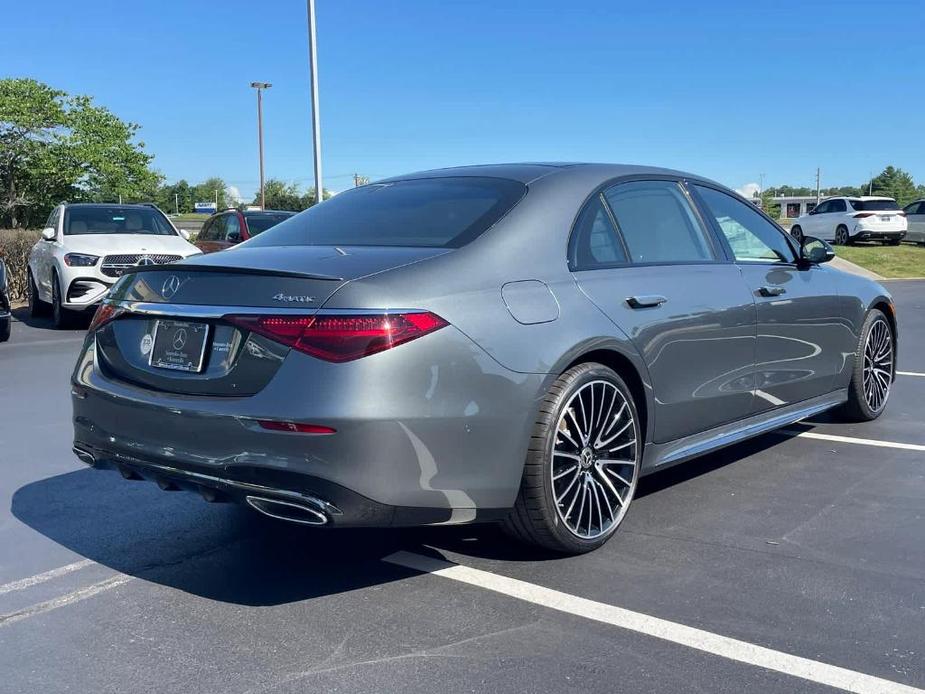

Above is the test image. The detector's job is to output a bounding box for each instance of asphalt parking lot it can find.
[1,281,923,694]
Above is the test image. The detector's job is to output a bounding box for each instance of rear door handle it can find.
[758,286,786,297]
[626,294,668,309]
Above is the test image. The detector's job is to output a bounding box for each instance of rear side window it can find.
[245,177,526,248]
[244,213,294,236]
[830,199,847,212]
[569,195,627,269]
[603,181,714,264]
[849,199,901,211]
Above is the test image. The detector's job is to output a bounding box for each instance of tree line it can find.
[759,166,925,217]
[1,78,331,227]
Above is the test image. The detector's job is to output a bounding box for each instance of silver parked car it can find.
[902,199,925,245]
[72,164,897,554]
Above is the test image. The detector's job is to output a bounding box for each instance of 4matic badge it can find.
[272,293,316,303]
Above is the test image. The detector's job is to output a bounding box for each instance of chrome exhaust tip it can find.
[245,495,328,526]
[199,486,229,504]
[118,465,142,481]
[72,447,96,467]
[155,477,181,491]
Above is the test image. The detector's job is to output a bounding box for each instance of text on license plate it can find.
[149,320,210,372]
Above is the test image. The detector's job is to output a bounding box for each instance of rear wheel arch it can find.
[563,348,649,444]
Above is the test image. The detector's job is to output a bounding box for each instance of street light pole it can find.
[250,81,272,210]
[306,0,323,204]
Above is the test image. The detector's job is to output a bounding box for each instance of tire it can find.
[27,269,50,317]
[0,316,10,342]
[503,363,642,554]
[51,272,76,329]
[790,226,803,244]
[840,309,893,422]
[835,226,850,246]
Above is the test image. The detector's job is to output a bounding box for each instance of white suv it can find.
[790,196,907,246]
[27,203,201,328]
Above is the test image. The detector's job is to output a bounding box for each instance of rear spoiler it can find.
[121,263,343,282]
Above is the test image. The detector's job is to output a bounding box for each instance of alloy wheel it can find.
[862,318,892,413]
[836,228,848,245]
[550,380,638,539]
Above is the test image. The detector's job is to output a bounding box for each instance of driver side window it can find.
[694,185,796,264]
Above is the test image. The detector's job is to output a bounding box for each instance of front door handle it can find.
[758,286,786,297]
[627,294,668,309]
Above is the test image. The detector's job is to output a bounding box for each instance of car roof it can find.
[62,202,156,208]
[242,209,295,215]
[378,162,718,187]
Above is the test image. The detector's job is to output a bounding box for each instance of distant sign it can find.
[194,202,216,214]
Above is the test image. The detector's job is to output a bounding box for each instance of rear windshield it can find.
[244,212,295,236]
[244,177,526,248]
[64,206,176,236]
[848,199,900,211]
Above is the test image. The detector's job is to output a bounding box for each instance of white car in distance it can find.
[790,196,907,246]
[28,203,201,328]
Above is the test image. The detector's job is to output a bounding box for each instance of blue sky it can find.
[2,0,922,199]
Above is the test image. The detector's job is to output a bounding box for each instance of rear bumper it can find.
[72,442,507,526]
[71,325,546,522]
[851,228,906,242]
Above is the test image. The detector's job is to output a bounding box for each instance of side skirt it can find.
[641,390,848,475]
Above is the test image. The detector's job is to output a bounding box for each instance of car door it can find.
[803,200,828,239]
[224,213,242,246]
[35,206,61,299]
[692,184,847,411]
[904,202,925,243]
[198,214,228,253]
[570,178,757,443]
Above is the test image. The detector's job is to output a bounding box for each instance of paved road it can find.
[1,283,924,693]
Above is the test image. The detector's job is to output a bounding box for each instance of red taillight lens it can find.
[853,212,876,218]
[225,312,449,362]
[258,420,336,434]
[88,303,123,332]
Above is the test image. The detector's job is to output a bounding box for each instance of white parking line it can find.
[898,371,925,377]
[782,429,925,452]
[0,574,133,629]
[385,551,924,694]
[0,559,94,596]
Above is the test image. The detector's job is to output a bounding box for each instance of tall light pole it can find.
[250,81,272,209]
[306,0,323,204]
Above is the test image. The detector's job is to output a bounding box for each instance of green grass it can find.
[835,243,925,279]
[170,213,210,221]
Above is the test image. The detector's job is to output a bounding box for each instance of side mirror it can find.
[227,231,241,243]
[179,229,191,241]
[801,235,835,264]
[41,227,56,241]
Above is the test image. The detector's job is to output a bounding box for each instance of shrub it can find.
[0,229,41,300]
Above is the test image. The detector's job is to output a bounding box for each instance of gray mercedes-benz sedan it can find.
[71,164,897,554]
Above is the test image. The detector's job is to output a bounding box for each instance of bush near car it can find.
[0,229,41,301]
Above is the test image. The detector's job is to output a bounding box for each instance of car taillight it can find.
[853,212,876,218]
[224,312,449,362]
[88,303,123,332]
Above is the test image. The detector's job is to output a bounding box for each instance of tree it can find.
[0,78,160,227]
[256,179,303,210]
[192,177,229,210]
[865,166,918,206]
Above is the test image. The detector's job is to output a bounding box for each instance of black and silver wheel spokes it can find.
[862,318,892,413]
[551,380,638,539]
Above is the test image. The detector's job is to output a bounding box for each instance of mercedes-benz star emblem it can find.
[172,329,188,351]
[162,275,181,299]
[136,256,156,266]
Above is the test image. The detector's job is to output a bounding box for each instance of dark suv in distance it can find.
[0,257,10,342]
[195,209,295,254]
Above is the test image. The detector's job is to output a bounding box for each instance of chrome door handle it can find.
[627,295,668,309]
[758,286,786,297]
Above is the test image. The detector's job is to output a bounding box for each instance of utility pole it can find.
[306,0,323,203]
[214,189,218,209]
[815,168,821,203]
[250,81,272,209]
[354,173,360,187]
[175,193,179,214]
[758,173,765,196]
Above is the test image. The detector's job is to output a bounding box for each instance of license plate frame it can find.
[149,319,211,373]
[879,215,892,222]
